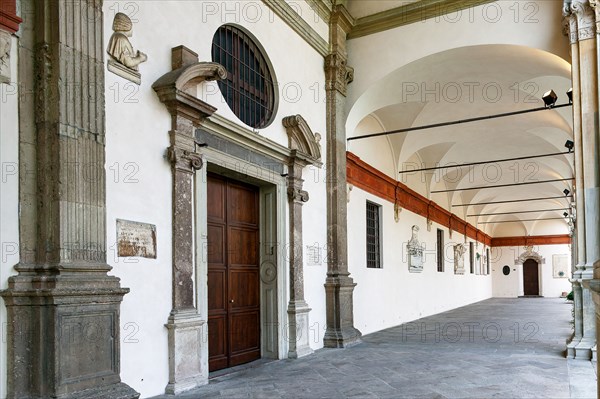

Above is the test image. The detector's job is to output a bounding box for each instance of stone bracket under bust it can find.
[107,12,147,85]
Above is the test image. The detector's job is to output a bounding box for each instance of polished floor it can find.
[154,298,596,398]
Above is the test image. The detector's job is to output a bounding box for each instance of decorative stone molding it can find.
[261,0,328,57]
[407,225,424,273]
[348,0,494,39]
[515,246,546,265]
[107,12,147,84]
[0,29,10,83]
[283,114,322,358]
[168,146,204,173]
[153,46,225,394]
[325,53,354,96]
[283,114,323,164]
[572,0,596,41]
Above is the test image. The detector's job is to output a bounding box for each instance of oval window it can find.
[211,25,276,129]
[502,265,511,276]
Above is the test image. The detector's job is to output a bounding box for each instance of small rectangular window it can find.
[437,229,444,272]
[366,201,382,269]
[469,242,475,274]
[486,248,491,275]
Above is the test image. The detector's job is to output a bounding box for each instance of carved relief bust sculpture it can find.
[0,30,11,84]
[107,13,147,84]
[454,243,466,275]
[407,225,424,273]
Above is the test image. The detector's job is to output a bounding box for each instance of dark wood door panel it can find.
[228,227,259,266]
[229,311,261,367]
[207,176,226,222]
[227,182,259,226]
[207,174,261,372]
[229,270,260,309]
[208,316,228,371]
[523,259,539,296]
[207,224,226,265]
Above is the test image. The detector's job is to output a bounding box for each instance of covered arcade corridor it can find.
[153,298,595,398]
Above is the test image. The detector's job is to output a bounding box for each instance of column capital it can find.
[325,53,354,96]
[572,0,596,41]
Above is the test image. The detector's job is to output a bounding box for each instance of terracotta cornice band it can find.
[0,0,22,34]
[491,235,572,247]
[347,152,571,248]
[347,152,492,246]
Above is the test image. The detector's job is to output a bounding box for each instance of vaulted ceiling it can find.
[347,44,573,238]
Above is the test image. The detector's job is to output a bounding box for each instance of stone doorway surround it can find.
[152,46,323,394]
[515,246,546,297]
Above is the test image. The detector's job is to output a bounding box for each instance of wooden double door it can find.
[207,174,261,371]
[523,259,540,296]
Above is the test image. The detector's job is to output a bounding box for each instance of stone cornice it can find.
[261,0,329,57]
[306,0,333,23]
[200,113,293,165]
[330,4,355,34]
[348,0,495,39]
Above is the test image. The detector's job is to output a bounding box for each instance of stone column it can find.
[574,0,598,359]
[0,1,138,398]
[565,1,587,357]
[323,4,362,348]
[283,115,322,358]
[153,46,226,394]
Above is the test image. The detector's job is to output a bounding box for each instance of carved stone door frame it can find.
[195,147,289,365]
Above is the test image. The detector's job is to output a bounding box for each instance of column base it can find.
[0,266,139,399]
[165,309,207,395]
[567,334,582,359]
[574,338,596,360]
[323,275,362,348]
[287,301,314,359]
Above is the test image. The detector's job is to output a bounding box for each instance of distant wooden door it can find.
[523,259,539,296]
[207,174,261,372]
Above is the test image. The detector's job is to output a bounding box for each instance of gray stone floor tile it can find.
[152,298,596,399]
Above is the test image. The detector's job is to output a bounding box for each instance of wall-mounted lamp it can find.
[564,189,570,196]
[567,88,573,104]
[565,140,574,152]
[542,90,558,108]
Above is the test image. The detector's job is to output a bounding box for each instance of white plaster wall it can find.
[103,2,327,397]
[491,244,572,298]
[348,187,493,336]
[0,34,20,399]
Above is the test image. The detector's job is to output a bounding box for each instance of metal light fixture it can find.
[565,140,574,152]
[564,212,569,218]
[567,88,573,104]
[564,189,571,196]
[543,90,558,108]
